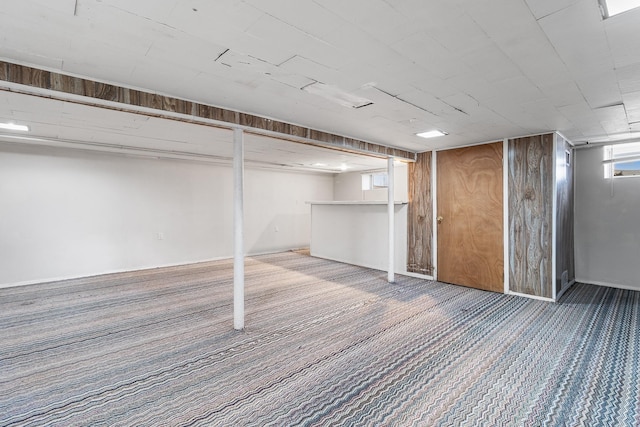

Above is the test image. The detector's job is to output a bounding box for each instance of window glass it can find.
[604,142,640,178]
[361,172,388,190]
[372,173,388,188]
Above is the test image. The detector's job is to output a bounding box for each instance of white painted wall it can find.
[333,163,408,202]
[310,203,408,274]
[574,146,640,290]
[0,144,333,287]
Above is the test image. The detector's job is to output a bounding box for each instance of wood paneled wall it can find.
[407,151,433,276]
[508,134,554,298]
[0,61,414,161]
[556,135,575,294]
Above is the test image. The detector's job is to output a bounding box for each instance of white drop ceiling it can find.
[1,0,640,168]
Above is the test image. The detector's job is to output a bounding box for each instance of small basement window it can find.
[361,172,388,190]
[604,142,640,178]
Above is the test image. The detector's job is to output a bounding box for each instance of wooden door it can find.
[437,142,504,292]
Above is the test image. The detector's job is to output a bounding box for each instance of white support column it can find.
[387,157,395,283]
[233,128,245,330]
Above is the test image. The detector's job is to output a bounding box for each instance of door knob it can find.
[437,216,443,224]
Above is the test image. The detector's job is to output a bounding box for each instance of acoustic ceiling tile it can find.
[574,70,623,109]
[225,32,294,67]
[538,80,585,109]
[484,76,545,106]
[82,0,180,23]
[245,14,313,55]
[461,45,522,84]
[425,13,492,57]
[467,0,541,41]
[524,0,582,20]
[312,0,408,43]
[538,0,611,71]
[278,55,338,86]
[616,63,640,94]
[499,35,569,84]
[175,0,262,33]
[3,0,76,15]
[245,0,372,53]
[604,7,640,68]
[622,91,640,122]
[144,34,227,75]
[74,2,160,57]
[391,32,469,81]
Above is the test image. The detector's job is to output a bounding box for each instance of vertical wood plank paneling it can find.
[508,134,554,298]
[407,151,433,276]
[555,135,575,293]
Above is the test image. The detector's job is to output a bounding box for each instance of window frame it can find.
[603,142,640,178]
[361,171,389,190]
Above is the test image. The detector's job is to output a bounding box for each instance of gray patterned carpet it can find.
[1,251,639,426]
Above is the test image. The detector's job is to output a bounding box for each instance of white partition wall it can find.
[0,143,334,287]
[309,202,408,274]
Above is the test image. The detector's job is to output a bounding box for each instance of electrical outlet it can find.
[157,232,165,240]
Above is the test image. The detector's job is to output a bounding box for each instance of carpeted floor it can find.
[1,251,639,426]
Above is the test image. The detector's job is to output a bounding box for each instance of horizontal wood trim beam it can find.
[0,61,415,161]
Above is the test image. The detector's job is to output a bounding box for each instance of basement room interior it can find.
[1,0,640,425]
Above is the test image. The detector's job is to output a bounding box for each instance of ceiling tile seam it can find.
[89,2,184,33]
[212,51,327,93]
[247,7,344,53]
[371,86,440,118]
[382,20,487,119]
[372,46,522,129]
[601,16,629,116]
[533,4,620,112]
[530,2,581,21]
[310,0,418,50]
[464,11,554,110]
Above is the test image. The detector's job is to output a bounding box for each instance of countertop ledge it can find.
[306,201,408,205]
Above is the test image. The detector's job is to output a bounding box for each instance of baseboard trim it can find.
[402,271,435,281]
[555,279,576,301]
[506,290,555,302]
[0,257,232,289]
[576,278,640,292]
[0,249,311,289]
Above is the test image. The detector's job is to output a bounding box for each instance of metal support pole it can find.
[233,128,245,330]
[387,157,395,283]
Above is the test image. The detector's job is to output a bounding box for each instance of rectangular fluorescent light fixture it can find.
[0,122,30,132]
[302,82,373,109]
[599,0,640,17]
[416,130,448,139]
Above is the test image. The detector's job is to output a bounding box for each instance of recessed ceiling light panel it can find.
[599,0,640,17]
[0,122,30,132]
[416,130,448,139]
